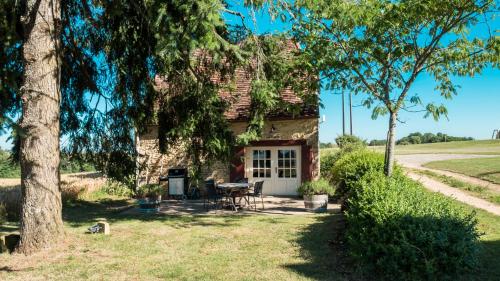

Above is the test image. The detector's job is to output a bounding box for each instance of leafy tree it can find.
[0,0,309,254]
[288,0,499,175]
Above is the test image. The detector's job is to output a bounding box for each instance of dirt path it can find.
[407,172,500,216]
[396,154,500,193]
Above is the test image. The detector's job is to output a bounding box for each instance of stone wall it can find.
[136,117,320,187]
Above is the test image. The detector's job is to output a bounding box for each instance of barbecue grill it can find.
[167,168,188,198]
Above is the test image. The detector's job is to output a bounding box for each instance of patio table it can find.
[217,183,250,211]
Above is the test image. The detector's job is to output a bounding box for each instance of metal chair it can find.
[247,181,264,210]
[203,179,222,210]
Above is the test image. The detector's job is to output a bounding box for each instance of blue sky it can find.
[224,2,500,143]
[1,3,499,150]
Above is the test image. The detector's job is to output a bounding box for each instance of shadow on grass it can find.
[284,214,362,281]
[460,239,500,281]
[62,198,248,229]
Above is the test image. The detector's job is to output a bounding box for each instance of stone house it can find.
[136,47,320,196]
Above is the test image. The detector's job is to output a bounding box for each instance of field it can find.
[371,140,500,155]
[425,157,500,185]
[320,140,500,157]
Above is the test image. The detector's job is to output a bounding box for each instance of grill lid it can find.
[168,168,187,178]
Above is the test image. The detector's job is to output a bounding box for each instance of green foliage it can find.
[298,178,335,196]
[320,153,338,181]
[397,132,473,145]
[334,135,366,149]
[0,149,19,178]
[0,149,95,178]
[331,149,396,199]
[345,171,480,280]
[289,0,499,174]
[319,142,335,149]
[368,139,386,146]
[101,180,134,198]
[136,184,164,198]
[0,203,6,225]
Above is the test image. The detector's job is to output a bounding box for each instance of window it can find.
[278,149,297,178]
[252,150,271,178]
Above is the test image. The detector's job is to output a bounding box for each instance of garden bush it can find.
[0,203,7,225]
[102,180,134,197]
[330,149,401,203]
[136,184,164,198]
[298,179,335,196]
[335,135,366,149]
[345,171,479,280]
[321,144,367,183]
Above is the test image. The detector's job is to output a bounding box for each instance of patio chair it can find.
[203,179,222,210]
[247,181,264,211]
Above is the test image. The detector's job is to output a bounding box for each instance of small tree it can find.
[289,0,499,175]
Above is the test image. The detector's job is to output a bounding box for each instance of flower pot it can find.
[137,197,161,210]
[303,194,328,212]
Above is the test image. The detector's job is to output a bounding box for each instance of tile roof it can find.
[155,40,319,121]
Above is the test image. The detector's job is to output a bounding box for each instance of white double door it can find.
[245,146,301,196]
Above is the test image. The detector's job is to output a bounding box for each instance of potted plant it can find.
[136,184,163,210]
[298,179,335,212]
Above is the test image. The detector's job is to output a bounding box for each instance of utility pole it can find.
[341,91,345,135]
[349,91,353,135]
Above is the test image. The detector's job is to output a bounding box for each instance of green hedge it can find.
[345,171,479,280]
[330,149,401,203]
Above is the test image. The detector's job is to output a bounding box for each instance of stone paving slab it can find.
[123,196,341,216]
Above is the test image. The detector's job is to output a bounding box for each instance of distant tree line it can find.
[367,132,473,146]
[0,149,95,178]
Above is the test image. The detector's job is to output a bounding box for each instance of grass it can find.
[368,139,500,155]
[0,198,350,281]
[424,157,500,185]
[459,206,500,280]
[413,169,500,205]
[320,140,500,157]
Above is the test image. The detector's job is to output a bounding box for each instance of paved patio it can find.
[124,196,341,216]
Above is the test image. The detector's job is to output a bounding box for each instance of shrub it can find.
[320,153,339,181]
[335,135,366,149]
[102,180,134,197]
[136,184,164,198]
[331,149,399,200]
[0,186,21,221]
[345,171,479,280]
[298,179,335,196]
[0,203,7,225]
[321,144,367,183]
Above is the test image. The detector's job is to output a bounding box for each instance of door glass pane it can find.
[284,169,290,178]
[252,149,271,178]
[278,149,298,179]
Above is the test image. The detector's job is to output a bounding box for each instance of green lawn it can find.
[424,157,500,185]
[320,140,500,157]
[369,140,500,155]
[413,169,500,205]
[0,199,351,281]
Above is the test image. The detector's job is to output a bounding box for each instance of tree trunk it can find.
[16,0,63,255]
[384,111,397,176]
